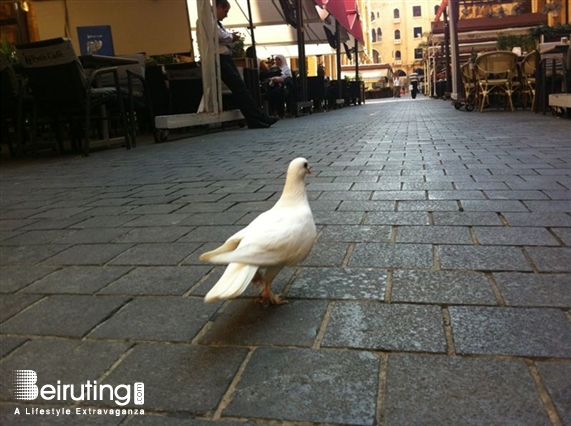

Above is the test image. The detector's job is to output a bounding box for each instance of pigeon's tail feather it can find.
[199,238,241,262]
[204,263,259,303]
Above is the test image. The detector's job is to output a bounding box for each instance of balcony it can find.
[394,60,402,65]
[394,39,401,44]
[393,18,400,23]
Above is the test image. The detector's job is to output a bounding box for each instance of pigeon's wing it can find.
[199,234,244,262]
[204,207,313,266]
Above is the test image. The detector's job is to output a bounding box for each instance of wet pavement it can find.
[0,96,570,425]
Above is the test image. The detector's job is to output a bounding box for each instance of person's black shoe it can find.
[248,120,270,129]
[262,115,279,125]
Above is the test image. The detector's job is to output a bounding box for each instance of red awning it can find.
[315,0,365,44]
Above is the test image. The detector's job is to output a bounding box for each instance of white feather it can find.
[201,157,316,303]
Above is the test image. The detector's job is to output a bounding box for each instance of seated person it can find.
[245,46,272,78]
[266,54,293,118]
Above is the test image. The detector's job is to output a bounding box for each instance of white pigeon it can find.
[200,157,316,304]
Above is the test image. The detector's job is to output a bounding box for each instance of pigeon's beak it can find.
[307,167,312,175]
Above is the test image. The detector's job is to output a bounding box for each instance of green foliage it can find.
[529,24,571,39]
[496,32,536,52]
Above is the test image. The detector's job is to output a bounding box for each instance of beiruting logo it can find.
[11,370,145,417]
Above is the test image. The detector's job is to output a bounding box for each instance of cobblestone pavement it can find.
[0,96,570,426]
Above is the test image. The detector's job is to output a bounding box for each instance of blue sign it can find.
[77,25,115,56]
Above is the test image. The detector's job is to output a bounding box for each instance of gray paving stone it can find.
[432,211,503,226]
[493,272,571,308]
[43,244,133,266]
[364,211,430,225]
[536,362,571,426]
[0,245,69,266]
[385,355,551,426]
[2,229,74,245]
[0,336,26,358]
[71,215,138,228]
[179,212,246,226]
[19,218,84,231]
[371,190,426,200]
[396,226,473,244]
[114,226,194,243]
[0,295,128,337]
[301,241,349,266]
[398,200,459,211]
[0,266,57,293]
[22,266,132,294]
[439,245,532,271]
[350,243,433,268]
[319,225,392,242]
[289,267,386,300]
[89,297,219,342]
[29,207,90,219]
[314,211,364,225]
[199,299,326,347]
[224,347,379,425]
[322,302,446,352]
[0,294,43,322]
[449,306,571,357]
[524,199,570,214]
[461,200,529,212]
[318,190,372,200]
[428,190,485,200]
[473,226,560,246]
[0,338,130,400]
[484,190,549,200]
[551,227,571,245]
[525,247,571,272]
[392,270,496,305]
[338,200,395,211]
[98,265,211,295]
[176,225,242,243]
[502,212,571,227]
[121,214,190,227]
[107,243,201,266]
[103,344,248,413]
[128,417,255,426]
[55,227,133,244]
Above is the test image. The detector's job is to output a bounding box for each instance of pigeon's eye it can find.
[304,162,308,169]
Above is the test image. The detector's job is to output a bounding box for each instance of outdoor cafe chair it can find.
[475,51,518,112]
[99,53,156,146]
[0,51,27,157]
[15,37,131,156]
[519,50,539,111]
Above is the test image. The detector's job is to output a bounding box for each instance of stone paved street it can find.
[0,96,570,425]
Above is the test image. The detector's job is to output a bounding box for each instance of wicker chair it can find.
[475,51,519,112]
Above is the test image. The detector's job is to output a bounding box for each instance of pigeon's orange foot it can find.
[256,283,288,305]
[256,293,288,305]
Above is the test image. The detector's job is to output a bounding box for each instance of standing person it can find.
[393,76,401,98]
[215,0,278,129]
[267,54,293,118]
[409,72,419,99]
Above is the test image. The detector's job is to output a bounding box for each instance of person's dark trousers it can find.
[267,84,286,117]
[219,54,267,126]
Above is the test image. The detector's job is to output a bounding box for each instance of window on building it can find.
[371,11,375,21]
[393,8,400,19]
[395,50,402,60]
[373,49,381,63]
[413,6,421,16]
[394,29,401,41]
[372,29,376,42]
[377,28,382,42]
[413,27,422,38]
[414,48,423,59]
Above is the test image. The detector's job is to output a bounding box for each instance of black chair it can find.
[0,52,26,157]
[15,37,131,156]
[99,53,155,146]
[164,62,203,114]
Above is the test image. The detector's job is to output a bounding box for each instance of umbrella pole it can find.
[336,19,342,100]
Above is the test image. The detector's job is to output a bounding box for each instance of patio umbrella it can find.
[315,0,364,44]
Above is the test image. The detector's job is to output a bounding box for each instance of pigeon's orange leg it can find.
[256,280,287,305]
